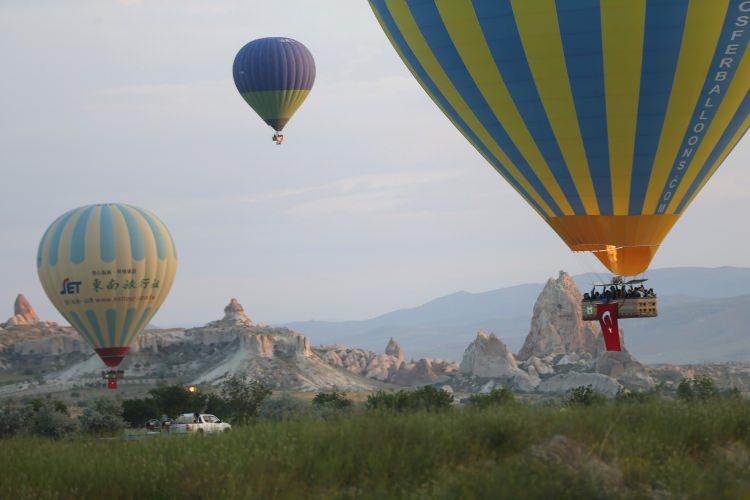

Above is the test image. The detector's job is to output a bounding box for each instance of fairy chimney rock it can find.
[385,337,404,363]
[517,271,599,362]
[4,294,40,327]
[222,298,252,326]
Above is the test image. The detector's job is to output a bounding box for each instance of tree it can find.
[219,374,271,425]
[147,384,207,418]
[122,398,159,427]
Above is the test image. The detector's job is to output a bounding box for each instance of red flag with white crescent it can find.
[597,303,621,351]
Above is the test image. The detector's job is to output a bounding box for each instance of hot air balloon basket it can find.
[103,370,125,390]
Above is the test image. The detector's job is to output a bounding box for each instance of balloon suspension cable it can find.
[572,251,608,289]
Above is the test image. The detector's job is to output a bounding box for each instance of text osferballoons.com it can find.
[369,0,749,276]
[37,204,178,368]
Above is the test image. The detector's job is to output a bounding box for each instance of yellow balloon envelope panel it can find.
[37,204,177,370]
[369,0,750,276]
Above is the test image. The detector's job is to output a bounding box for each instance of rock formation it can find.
[385,337,403,363]
[460,331,521,378]
[316,338,457,386]
[517,272,599,362]
[222,298,252,326]
[3,294,41,327]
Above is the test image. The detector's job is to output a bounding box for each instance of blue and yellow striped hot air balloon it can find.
[233,37,316,138]
[369,0,750,276]
[37,204,177,371]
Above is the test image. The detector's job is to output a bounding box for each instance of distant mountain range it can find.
[285,267,750,364]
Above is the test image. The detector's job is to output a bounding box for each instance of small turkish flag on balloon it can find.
[107,378,118,390]
[597,303,621,351]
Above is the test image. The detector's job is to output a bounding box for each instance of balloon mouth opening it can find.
[95,347,130,367]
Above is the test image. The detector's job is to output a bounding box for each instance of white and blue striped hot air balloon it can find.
[37,204,177,371]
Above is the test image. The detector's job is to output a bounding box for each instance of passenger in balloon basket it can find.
[273,133,284,145]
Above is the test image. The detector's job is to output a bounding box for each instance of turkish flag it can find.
[597,303,621,351]
[107,378,118,390]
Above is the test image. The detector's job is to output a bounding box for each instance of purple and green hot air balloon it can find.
[233,37,316,144]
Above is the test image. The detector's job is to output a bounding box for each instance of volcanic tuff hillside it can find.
[286,267,750,363]
[0,297,458,396]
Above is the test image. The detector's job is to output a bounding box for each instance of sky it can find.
[1,0,749,327]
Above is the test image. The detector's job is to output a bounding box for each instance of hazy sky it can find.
[2,0,749,327]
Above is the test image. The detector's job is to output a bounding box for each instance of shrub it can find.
[366,386,453,412]
[677,376,719,402]
[312,390,353,411]
[0,400,26,438]
[258,395,312,421]
[467,388,515,409]
[219,374,271,425]
[565,385,606,407]
[28,401,76,439]
[615,388,655,404]
[78,399,126,435]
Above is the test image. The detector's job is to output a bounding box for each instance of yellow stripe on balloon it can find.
[385,0,556,219]
[668,51,750,213]
[511,0,599,215]
[435,0,574,216]
[601,0,645,216]
[642,0,729,214]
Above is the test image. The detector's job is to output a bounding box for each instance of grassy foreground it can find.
[3,398,750,499]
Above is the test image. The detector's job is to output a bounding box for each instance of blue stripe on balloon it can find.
[473,0,585,215]
[628,0,689,215]
[407,1,565,217]
[120,308,136,346]
[370,0,548,218]
[130,206,166,260]
[37,219,57,268]
[99,204,116,263]
[556,0,613,215]
[656,1,749,214]
[70,205,95,265]
[115,205,145,261]
[131,307,152,342]
[69,311,95,346]
[105,309,118,346]
[85,310,106,347]
[676,92,750,214]
[48,209,78,267]
[233,37,315,93]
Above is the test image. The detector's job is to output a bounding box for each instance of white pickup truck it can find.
[171,413,231,434]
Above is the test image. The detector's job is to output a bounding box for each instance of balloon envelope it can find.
[369,0,750,275]
[233,37,316,132]
[37,204,177,367]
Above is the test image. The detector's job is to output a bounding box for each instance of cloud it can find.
[158,169,462,215]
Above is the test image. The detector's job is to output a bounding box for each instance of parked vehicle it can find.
[170,413,231,434]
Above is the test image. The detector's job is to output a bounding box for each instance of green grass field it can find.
[2,398,750,499]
